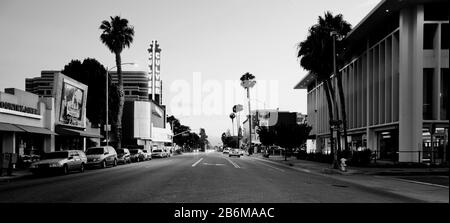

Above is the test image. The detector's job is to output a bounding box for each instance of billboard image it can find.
[53,73,88,128]
[59,81,85,127]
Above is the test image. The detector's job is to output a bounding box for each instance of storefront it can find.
[0,88,56,168]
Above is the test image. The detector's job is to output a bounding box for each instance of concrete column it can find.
[1,132,15,153]
[398,5,424,162]
[367,128,378,157]
[43,135,55,153]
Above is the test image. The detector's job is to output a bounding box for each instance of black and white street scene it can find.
[0,0,448,204]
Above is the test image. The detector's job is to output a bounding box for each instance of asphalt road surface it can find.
[0,151,423,202]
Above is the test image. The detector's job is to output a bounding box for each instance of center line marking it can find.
[225,157,240,168]
[192,158,203,167]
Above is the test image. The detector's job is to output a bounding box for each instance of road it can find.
[0,151,424,202]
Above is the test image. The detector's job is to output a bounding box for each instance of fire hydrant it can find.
[340,158,347,172]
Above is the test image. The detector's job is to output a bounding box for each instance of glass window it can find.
[441,24,449,50]
[423,24,437,49]
[423,68,434,120]
[424,3,450,21]
[441,68,449,120]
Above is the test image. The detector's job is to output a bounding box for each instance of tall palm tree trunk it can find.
[328,80,342,167]
[323,80,336,168]
[337,74,349,155]
[115,52,124,150]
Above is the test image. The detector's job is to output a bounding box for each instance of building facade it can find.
[25,70,60,97]
[295,0,449,163]
[109,70,151,101]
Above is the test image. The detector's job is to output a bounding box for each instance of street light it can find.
[105,62,137,146]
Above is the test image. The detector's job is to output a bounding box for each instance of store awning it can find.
[55,126,103,138]
[15,124,57,135]
[0,122,25,132]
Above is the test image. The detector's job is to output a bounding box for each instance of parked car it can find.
[222,147,230,154]
[229,148,241,158]
[142,149,152,160]
[129,149,145,162]
[152,149,168,158]
[85,146,117,168]
[239,149,245,156]
[116,148,131,164]
[29,150,87,175]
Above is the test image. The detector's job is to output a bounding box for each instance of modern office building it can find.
[295,0,449,163]
[109,70,151,101]
[25,70,60,97]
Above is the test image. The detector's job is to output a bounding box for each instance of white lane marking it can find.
[392,178,449,189]
[192,158,204,167]
[203,163,225,166]
[224,157,240,168]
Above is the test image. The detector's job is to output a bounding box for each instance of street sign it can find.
[104,124,111,131]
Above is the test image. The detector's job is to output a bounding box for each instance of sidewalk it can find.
[252,154,449,176]
[250,154,449,203]
[0,169,32,182]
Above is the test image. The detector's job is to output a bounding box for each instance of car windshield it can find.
[117,149,125,154]
[86,148,105,155]
[42,151,69,159]
[153,150,162,152]
[130,150,139,154]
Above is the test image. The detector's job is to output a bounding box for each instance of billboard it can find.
[54,73,88,128]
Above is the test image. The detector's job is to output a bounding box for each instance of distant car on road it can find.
[85,146,118,168]
[222,147,230,154]
[229,148,241,158]
[116,148,131,164]
[152,149,168,158]
[142,149,152,160]
[30,150,87,175]
[129,149,146,162]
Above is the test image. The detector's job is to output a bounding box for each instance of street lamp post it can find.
[105,62,136,147]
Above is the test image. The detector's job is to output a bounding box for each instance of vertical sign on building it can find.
[148,40,162,105]
[148,43,153,99]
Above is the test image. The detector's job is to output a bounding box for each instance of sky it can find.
[0,0,381,145]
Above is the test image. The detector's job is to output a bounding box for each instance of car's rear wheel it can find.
[80,163,85,172]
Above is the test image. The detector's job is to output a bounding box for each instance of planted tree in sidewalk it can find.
[273,124,312,161]
[99,16,135,150]
[297,11,351,168]
[257,126,276,156]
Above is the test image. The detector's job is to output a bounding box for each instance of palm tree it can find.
[229,113,236,136]
[297,11,351,169]
[99,16,135,150]
[240,72,256,154]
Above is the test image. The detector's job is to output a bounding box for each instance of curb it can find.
[0,174,31,182]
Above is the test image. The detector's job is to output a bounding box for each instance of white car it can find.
[222,147,230,154]
[152,149,168,158]
[229,148,241,157]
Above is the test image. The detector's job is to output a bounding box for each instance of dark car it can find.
[29,150,87,175]
[85,146,118,168]
[129,149,145,162]
[116,148,131,164]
